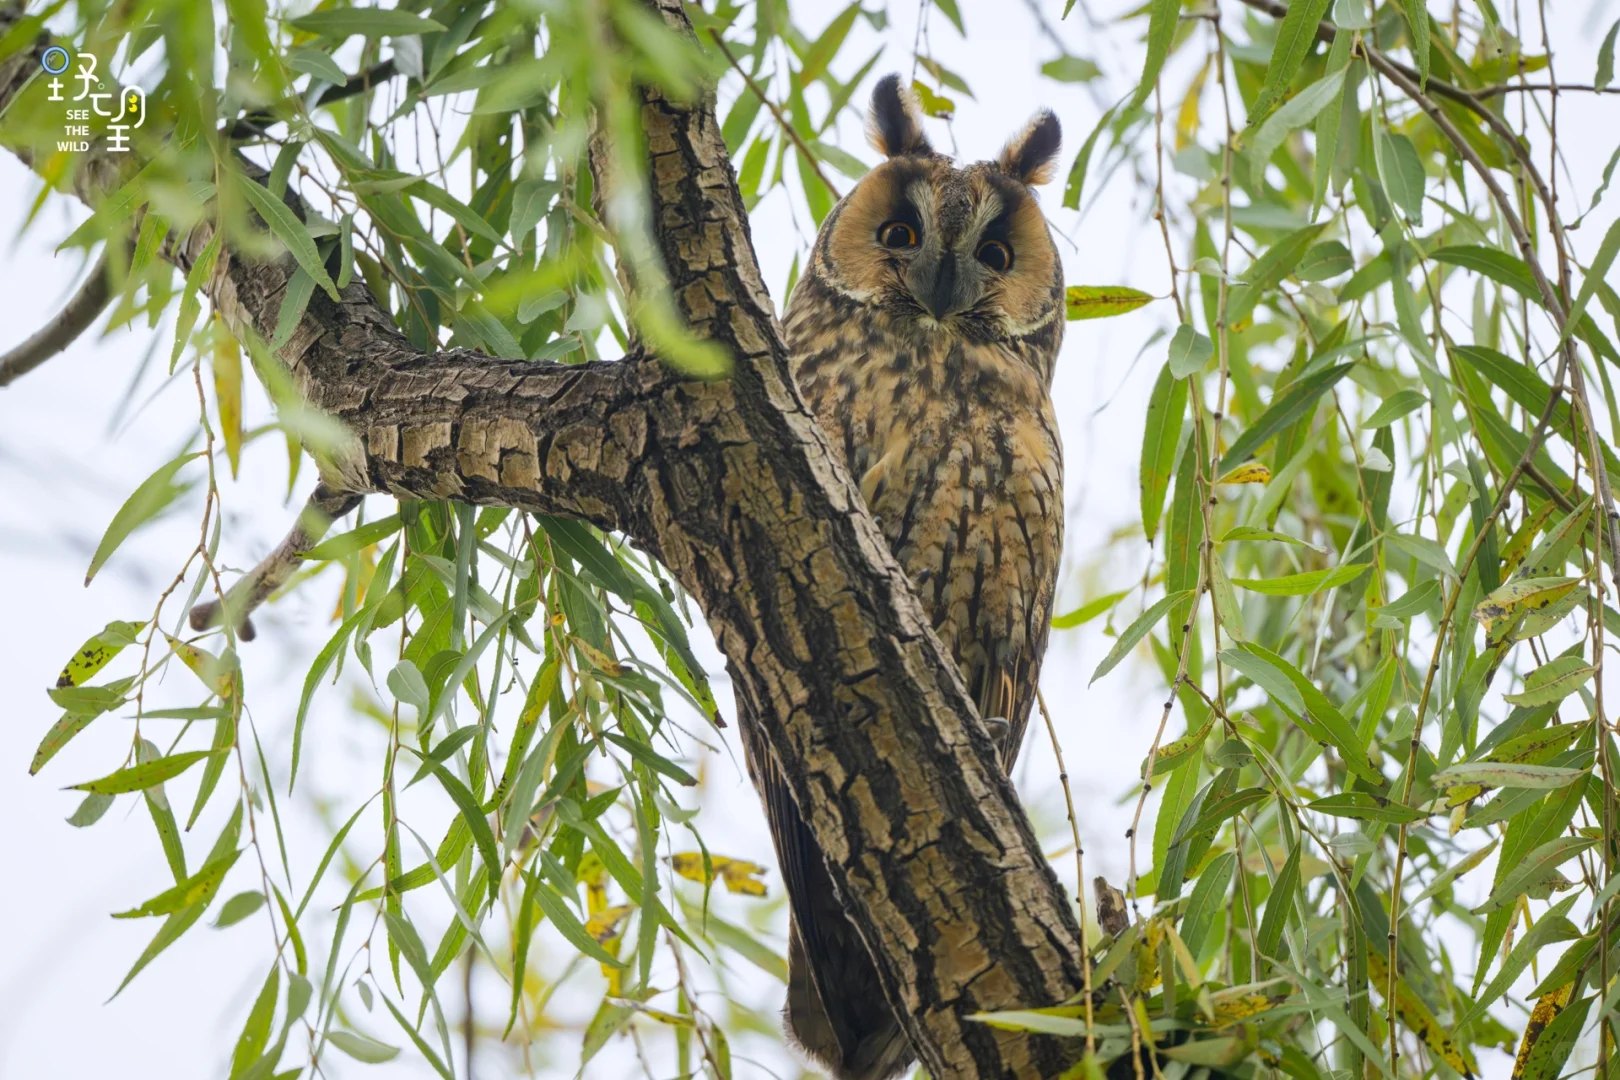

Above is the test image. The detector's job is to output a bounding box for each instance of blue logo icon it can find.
[41,46,69,75]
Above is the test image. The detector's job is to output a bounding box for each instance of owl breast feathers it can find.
[738,73,1068,1080]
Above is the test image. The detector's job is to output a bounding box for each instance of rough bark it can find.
[0,3,1089,1074]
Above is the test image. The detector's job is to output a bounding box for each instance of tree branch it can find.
[187,482,364,640]
[0,248,110,387]
[0,3,1088,1075]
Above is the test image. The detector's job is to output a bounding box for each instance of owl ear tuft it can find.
[997,109,1063,186]
[866,73,933,158]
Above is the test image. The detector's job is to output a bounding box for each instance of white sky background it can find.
[1,0,1618,1077]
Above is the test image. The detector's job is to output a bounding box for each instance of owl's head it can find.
[811,74,1064,341]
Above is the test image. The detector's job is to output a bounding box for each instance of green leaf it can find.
[1597,18,1618,93]
[1041,54,1101,82]
[87,453,202,585]
[1236,641,1383,784]
[1473,577,1581,634]
[214,890,267,928]
[799,4,861,86]
[1557,214,1620,355]
[1371,579,1439,621]
[1518,995,1592,1080]
[1308,793,1426,823]
[115,849,241,918]
[1130,0,1181,110]
[327,1031,401,1064]
[1065,285,1154,320]
[1472,836,1595,914]
[386,659,430,713]
[1461,895,1579,1026]
[413,752,502,899]
[67,792,114,827]
[304,515,402,561]
[1145,709,1218,777]
[1503,656,1594,707]
[1517,499,1593,580]
[1179,851,1236,955]
[1377,131,1426,224]
[1432,762,1586,790]
[236,178,341,302]
[1063,101,1121,211]
[71,750,218,794]
[113,805,242,996]
[1167,324,1213,377]
[1219,526,1321,550]
[376,991,454,1080]
[1052,590,1130,630]
[1362,388,1426,428]
[1090,591,1192,684]
[1385,532,1457,579]
[1251,0,1336,121]
[286,8,446,38]
[1398,0,1431,86]
[230,966,279,1078]
[1140,362,1188,540]
[288,47,348,86]
[1230,562,1368,595]
[290,607,365,789]
[528,872,628,968]
[1294,239,1353,282]
[1218,648,1303,713]
[1248,70,1346,185]
[55,619,144,688]
[1432,245,1540,299]
[1227,224,1329,325]
[1255,842,1300,963]
[1219,362,1354,468]
[269,267,315,350]
[33,712,104,776]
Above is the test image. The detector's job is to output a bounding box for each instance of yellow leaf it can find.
[586,904,632,945]
[212,317,243,478]
[671,852,769,897]
[587,904,632,996]
[1472,577,1580,635]
[1132,917,1167,993]
[910,80,956,119]
[163,633,237,698]
[1512,984,1574,1080]
[571,637,623,677]
[1176,57,1212,151]
[1216,462,1273,485]
[1368,950,1479,1077]
[1065,285,1155,321]
[1208,989,1284,1025]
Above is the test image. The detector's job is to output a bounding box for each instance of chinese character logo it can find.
[41,45,145,153]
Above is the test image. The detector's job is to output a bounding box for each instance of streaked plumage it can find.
[742,74,1067,1080]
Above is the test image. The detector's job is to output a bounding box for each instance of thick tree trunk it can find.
[0,2,1090,1074]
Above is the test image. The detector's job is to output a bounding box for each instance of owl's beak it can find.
[915,251,965,320]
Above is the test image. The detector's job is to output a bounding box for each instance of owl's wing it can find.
[977,574,1060,770]
[737,701,889,1066]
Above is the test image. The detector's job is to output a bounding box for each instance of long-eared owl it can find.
[743,74,1067,1080]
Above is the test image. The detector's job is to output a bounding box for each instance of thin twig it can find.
[1037,689,1095,1057]
[705,29,840,201]
[1474,82,1620,97]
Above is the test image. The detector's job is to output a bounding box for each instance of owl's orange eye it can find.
[976,240,1013,272]
[878,221,918,249]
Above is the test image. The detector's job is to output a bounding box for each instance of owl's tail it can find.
[783,919,913,1080]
